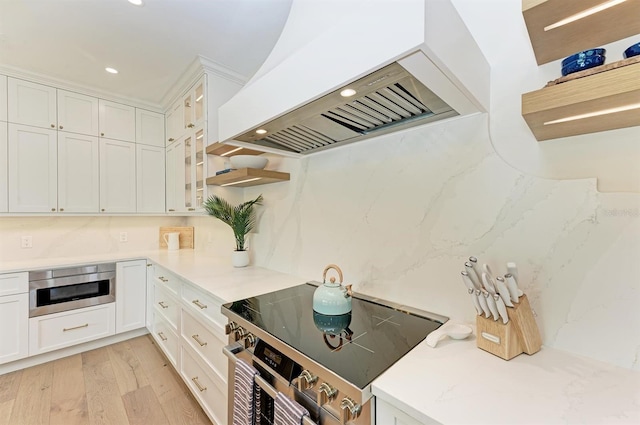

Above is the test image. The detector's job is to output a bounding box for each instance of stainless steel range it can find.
[221,282,447,425]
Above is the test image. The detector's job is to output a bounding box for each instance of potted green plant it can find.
[203,194,263,267]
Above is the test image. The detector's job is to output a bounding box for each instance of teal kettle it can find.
[313,264,352,315]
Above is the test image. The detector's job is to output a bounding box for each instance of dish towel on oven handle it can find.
[233,358,261,425]
[274,392,311,425]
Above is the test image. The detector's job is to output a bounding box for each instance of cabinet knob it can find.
[168,138,174,142]
[51,124,55,128]
[101,208,105,212]
[59,125,63,129]
[51,208,56,211]
[187,123,194,128]
[59,208,64,212]
[168,208,175,212]
[101,132,105,136]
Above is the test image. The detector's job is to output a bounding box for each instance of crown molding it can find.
[0,63,163,112]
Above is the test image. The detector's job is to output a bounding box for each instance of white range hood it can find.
[218,0,490,157]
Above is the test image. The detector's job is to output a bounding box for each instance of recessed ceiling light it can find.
[128,0,144,6]
[105,67,119,74]
[340,88,357,97]
[256,129,267,135]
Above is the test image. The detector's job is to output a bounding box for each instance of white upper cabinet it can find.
[0,75,7,122]
[0,122,7,212]
[8,124,57,213]
[165,100,184,146]
[99,100,135,142]
[58,132,99,213]
[136,143,165,213]
[136,109,165,147]
[8,78,57,130]
[183,77,205,131]
[57,90,99,136]
[99,138,136,213]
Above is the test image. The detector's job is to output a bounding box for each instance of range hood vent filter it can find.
[231,62,459,155]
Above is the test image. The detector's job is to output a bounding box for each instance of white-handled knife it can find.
[464,261,482,289]
[460,272,482,315]
[494,276,514,307]
[468,256,483,278]
[504,273,523,301]
[462,271,490,318]
[482,272,509,324]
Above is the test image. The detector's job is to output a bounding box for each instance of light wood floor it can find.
[0,335,213,425]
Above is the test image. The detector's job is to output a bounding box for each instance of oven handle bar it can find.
[223,344,317,425]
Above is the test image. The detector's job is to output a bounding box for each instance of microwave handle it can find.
[223,344,317,425]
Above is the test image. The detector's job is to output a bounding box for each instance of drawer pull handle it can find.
[63,323,88,332]
[192,377,207,392]
[192,334,207,347]
[192,299,207,309]
[158,301,169,309]
[158,332,168,341]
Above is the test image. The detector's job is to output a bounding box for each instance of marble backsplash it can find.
[0,215,187,263]
[228,113,640,371]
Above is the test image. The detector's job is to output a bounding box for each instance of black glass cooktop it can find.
[223,283,445,389]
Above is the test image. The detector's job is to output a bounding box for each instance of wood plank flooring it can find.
[0,335,212,425]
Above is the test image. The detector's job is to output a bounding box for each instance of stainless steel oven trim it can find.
[224,343,318,425]
[29,270,116,317]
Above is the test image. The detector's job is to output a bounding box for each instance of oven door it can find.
[224,343,346,425]
[29,271,116,317]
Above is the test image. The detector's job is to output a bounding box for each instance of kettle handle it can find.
[322,264,344,284]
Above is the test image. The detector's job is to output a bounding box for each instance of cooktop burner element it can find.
[224,283,446,389]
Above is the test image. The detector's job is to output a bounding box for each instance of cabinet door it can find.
[8,78,57,129]
[136,143,165,213]
[0,122,7,212]
[99,138,136,213]
[136,109,165,147]
[377,398,429,425]
[166,100,184,146]
[57,90,99,136]
[115,259,147,333]
[0,293,29,365]
[58,132,99,213]
[8,124,57,213]
[0,75,7,122]
[165,139,185,213]
[99,100,135,142]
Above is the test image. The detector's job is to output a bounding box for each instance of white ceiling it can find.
[0,0,292,107]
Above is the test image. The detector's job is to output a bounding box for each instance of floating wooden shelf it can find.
[205,142,264,157]
[522,60,640,141]
[522,0,640,65]
[205,168,290,187]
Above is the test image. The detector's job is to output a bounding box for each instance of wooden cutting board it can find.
[159,226,194,249]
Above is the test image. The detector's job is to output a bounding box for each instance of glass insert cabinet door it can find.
[184,134,193,209]
[183,78,205,131]
[195,128,204,208]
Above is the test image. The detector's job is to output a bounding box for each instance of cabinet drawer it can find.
[181,310,227,380]
[181,346,227,425]
[29,303,115,355]
[152,310,179,367]
[181,283,226,329]
[153,265,181,296]
[0,272,28,296]
[153,284,179,331]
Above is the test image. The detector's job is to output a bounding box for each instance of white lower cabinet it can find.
[29,303,116,356]
[115,260,147,333]
[0,293,29,364]
[377,398,429,425]
[181,345,227,425]
[145,262,229,425]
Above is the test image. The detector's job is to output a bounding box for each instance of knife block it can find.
[476,294,542,360]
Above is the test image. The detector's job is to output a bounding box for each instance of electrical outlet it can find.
[21,236,32,249]
[119,232,128,242]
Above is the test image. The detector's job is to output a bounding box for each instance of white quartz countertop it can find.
[0,250,310,302]
[372,332,640,424]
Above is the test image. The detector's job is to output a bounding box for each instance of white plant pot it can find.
[232,250,250,268]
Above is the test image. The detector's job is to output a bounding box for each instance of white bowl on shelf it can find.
[229,155,268,170]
